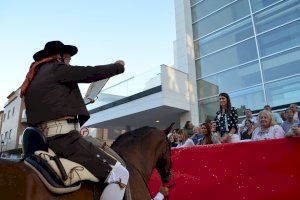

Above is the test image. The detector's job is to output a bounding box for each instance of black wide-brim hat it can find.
[33,41,78,61]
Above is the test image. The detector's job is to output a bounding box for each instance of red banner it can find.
[149,137,300,200]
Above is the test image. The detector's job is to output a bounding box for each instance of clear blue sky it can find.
[0,0,175,108]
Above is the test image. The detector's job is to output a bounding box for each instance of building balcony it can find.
[85,65,192,130]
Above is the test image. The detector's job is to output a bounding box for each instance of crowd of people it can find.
[169,93,300,148]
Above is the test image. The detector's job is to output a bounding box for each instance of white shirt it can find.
[153,192,164,200]
[252,125,285,141]
[176,138,195,148]
[294,112,299,121]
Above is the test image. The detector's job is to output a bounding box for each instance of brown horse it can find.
[0,125,173,200]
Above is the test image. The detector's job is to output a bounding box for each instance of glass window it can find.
[250,0,282,12]
[265,75,300,107]
[191,0,234,22]
[193,0,250,39]
[194,17,253,58]
[229,86,266,115]
[254,0,300,33]
[197,61,262,99]
[198,96,219,123]
[196,38,258,78]
[190,0,201,7]
[261,46,300,82]
[198,85,265,122]
[197,80,220,100]
[257,19,300,57]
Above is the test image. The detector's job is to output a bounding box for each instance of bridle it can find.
[157,138,172,183]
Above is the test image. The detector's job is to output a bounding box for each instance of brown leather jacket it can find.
[24,61,124,126]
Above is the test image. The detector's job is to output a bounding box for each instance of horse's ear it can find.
[164,122,175,136]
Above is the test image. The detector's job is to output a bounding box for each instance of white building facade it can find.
[1,89,26,152]
[85,0,300,135]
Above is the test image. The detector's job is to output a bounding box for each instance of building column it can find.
[174,0,199,127]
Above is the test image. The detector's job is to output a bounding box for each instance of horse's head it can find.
[156,123,174,183]
[111,124,175,184]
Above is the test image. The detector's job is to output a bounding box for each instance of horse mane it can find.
[111,126,158,148]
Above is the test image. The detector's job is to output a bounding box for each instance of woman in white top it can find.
[176,129,195,148]
[252,110,285,141]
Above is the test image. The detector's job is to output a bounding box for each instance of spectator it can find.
[264,105,283,125]
[281,108,299,133]
[190,126,204,144]
[183,121,194,138]
[240,119,254,140]
[289,104,299,122]
[291,123,300,136]
[215,93,238,143]
[198,123,213,145]
[169,129,179,148]
[239,108,257,133]
[210,121,221,144]
[280,111,287,122]
[176,129,195,148]
[252,110,285,141]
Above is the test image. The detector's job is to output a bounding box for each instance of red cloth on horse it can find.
[149,137,300,200]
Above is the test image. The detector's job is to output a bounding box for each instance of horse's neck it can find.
[114,142,158,182]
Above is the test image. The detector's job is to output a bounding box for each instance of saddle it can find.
[22,127,132,200]
[22,127,99,194]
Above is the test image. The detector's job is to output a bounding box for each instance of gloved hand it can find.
[115,60,125,74]
[159,186,169,198]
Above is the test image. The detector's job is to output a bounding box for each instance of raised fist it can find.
[115,60,125,66]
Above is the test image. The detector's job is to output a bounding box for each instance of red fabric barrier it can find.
[149,137,300,200]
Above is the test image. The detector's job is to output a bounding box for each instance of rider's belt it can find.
[38,117,80,137]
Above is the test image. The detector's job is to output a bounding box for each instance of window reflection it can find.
[198,96,219,123]
[257,19,300,57]
[193,0,250,38]
[190,0,201,7]
[196,38,258,78]
[197,61,261,99]
[261,46,300,82]
[265,76,300,107]
[194,17,254,58]
[191,0,234,23]
[250,0,282,12]
[254,0,300,33]
[229,86,265,115]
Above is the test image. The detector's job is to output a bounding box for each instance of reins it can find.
[126,161,155,199]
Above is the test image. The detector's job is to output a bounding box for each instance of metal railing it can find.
[87,66,162,110]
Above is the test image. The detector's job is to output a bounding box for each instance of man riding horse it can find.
[20,41,168,200]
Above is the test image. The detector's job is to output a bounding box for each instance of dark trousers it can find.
[47,130,117,181]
